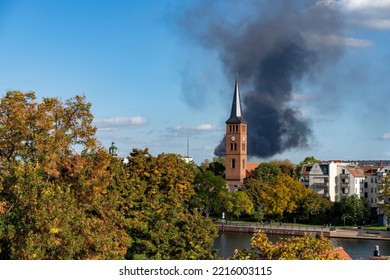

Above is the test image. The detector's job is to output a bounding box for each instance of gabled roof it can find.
[246,162,260,177]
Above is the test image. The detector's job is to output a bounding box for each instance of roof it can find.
[226,78,246,124]
[348,167,364,177]
[328,247,352,260]
[301,164,313,175]
[246,162,260,175]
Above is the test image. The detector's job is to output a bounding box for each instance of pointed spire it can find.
[226,76,246,124]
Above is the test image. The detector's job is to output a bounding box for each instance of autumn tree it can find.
[124,149,218,260]
[270,159,297,178]
[0,91,130,259]
[294,191,333,224]
[230,230,339,260]
[218,190,254,221]
[378,173,390,219]
[243,172,310,220]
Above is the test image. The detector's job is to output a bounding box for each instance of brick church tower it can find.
[225,78,247,189]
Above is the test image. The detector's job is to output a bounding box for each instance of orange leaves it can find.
[231,230,338,260]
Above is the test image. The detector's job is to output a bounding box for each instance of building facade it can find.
[301,161,389,225]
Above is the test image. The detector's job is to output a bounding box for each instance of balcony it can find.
[312,183,328,189]
[340,173,349,179]
[340,183,349,188]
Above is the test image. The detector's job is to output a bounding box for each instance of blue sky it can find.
[1,0,390,165]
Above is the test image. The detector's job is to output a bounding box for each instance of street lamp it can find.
[222,212,225,232]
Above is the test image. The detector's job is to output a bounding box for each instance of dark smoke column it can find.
[179,0,344,159]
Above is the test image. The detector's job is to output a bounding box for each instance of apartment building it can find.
[300,161,363,202]
[301,161,389,225]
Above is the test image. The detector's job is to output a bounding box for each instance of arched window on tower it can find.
[232,159,236,169]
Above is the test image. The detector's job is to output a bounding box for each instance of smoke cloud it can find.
[178,0,345,159]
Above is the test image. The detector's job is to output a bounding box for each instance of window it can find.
[364,192,368,198]
[230,143,234,151]
[234,143,237,151]
[232,159,236,169]
[243,159,245,169]
[364,182,368,188]
[242,143,245,151]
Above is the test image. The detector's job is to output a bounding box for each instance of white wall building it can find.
[301,161,389,225]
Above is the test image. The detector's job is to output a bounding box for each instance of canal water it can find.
[213,231,390,260]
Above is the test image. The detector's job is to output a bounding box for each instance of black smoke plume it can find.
[178,0,344,159]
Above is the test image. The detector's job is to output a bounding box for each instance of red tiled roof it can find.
[348,168,364,177]
[246,162,260,174]
[328,247,352,260]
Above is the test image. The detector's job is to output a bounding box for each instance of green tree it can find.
[219,190,254,221]
[124,149,218,260]
[294,191,333,224]
[253,162,282,184]
[378,174,390,219]
[230,230,338,260]
[200,157,225,177]
[190,170,226,218]
[333,195,370,226]
[241,177,264,210]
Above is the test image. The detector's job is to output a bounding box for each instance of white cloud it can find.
[322,0,390,30]
[305,33,373,47]
[359,19,390,30]
[343,37,374,47]
[172,123,220,134]
[382,133,390,140]
[291,93,316,102]
[95,116,149,130]
[339,0,390,11]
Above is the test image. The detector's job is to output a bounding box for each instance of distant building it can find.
[108,142,118,157]
[300,161,389,225]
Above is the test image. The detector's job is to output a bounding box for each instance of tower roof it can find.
[226,78,246,124]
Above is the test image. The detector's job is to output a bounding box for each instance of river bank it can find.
[216,221,390,241]
[213,231,390,260]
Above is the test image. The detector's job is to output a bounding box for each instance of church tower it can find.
[225,78,247,189]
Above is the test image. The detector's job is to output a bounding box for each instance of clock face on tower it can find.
[230,136,235,141]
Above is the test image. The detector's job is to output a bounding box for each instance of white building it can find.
[301,161,389,225]
[300,161,363,202]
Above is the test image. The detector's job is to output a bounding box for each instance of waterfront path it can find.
[215,221,390,241]
[330,228,390,240]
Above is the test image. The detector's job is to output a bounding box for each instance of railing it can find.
[215,221,331,232]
